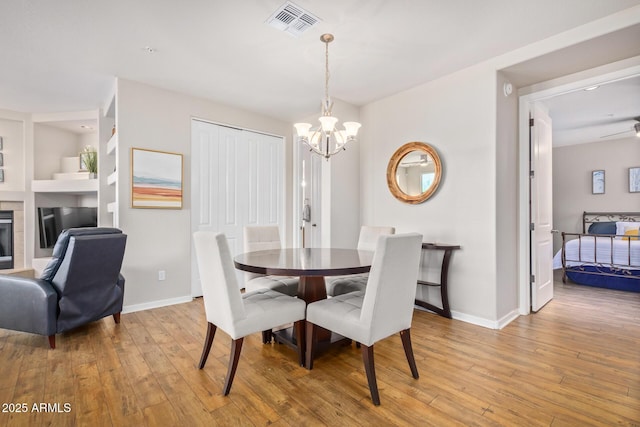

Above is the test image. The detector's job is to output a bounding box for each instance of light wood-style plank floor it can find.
[1,276,639,426]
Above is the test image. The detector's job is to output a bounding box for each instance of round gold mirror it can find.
[387,142,442,204]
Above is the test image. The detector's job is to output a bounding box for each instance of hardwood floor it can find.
[1,277,639,426]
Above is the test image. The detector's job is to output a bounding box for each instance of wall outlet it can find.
[158,270,166,281]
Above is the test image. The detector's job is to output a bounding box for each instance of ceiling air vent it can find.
[266,1,320,37]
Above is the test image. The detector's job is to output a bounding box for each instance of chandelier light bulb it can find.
[343,122,361,138]
[294,123,312,139]
[319,116,338,133]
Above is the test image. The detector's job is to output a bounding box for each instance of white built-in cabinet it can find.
[29,87,120,263]
[100,92,118,227]
[30,110,100,260]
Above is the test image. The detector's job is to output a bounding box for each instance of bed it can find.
[552,212,640,292]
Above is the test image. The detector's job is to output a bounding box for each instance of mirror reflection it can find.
[386,142,442,204]
[396,150,436,196]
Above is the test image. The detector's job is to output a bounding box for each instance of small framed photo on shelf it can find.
[630,167,640,193]
[79,153,88,171]
[592,170,605,194]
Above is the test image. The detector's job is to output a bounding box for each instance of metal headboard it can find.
[582,211,640,233]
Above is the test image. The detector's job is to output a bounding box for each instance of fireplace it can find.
[0,211,14,269]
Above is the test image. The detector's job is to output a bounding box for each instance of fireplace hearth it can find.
[0,211,14,269]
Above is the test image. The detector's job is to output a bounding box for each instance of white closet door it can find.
[191,120,284,296]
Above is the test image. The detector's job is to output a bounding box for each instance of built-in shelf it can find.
[52,171,91,180]
[106,133,117,155]
[107,202,117,213]
[32,179,98,194]
[107,171,117,186]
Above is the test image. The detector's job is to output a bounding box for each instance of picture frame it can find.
[0,136,3,150]
[79,153,87,171]
[0,153,4,167]
[591,170,605,194]
[131,147,183,209]
[0,169,4,183]
[630,167,640,193]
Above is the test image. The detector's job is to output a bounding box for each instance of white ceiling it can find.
[1,0,640,143]
[544,75,640,147]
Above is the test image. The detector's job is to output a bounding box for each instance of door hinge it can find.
[530,223,535,231]
[529,170,535,178]
[531,274,535,283]
[529,118,534,127]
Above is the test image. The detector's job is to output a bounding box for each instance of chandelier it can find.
[294,34,361,160]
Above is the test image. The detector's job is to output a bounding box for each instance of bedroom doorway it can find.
[517,63,640,315]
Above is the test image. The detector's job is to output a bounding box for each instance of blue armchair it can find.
[0,227,127,348]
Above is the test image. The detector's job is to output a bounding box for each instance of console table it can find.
[415,243,460,318]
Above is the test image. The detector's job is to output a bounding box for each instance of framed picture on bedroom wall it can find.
[630,167,640,193]
[592,170,605,194]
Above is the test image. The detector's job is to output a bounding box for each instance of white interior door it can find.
[530,103,554,311]
[191,120,284,296]
[295,140,322,248]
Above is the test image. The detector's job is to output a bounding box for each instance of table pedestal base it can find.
[269,275,351,365]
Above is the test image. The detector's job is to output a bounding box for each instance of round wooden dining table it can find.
[234,247,374,304]
[234,248,374,360]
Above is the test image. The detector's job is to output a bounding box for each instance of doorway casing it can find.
[516,61,640,314]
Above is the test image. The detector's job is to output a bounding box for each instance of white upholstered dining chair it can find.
[193,231,306,396]
[305,232,422,405]
[243,225,299,297]
[325,225,395,297]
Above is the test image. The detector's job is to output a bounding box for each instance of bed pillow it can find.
[616,221,640,237]
[622,227,639,241]
[587,222,617,235]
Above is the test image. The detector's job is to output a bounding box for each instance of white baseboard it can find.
[496,309,521,329]
[449,308,521,330]
[122,295,193,314]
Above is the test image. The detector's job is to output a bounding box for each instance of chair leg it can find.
[198,322,217,369]
[223,337,244,396]
[305,321,317,370]
[400,329,419,379]
[113,312,121,324]
[294,320,305,367]
[262,330,272,344]
[48,335,56,349]
[361,344,380,405]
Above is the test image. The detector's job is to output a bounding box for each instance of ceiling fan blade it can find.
[600,129,632,138]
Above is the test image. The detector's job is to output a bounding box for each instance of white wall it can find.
[0,115,26,191]
[552,136,640,251]
[33,124,81,180]
[496,72,519,320]
[115,79,293,308]
[360,64,500,322]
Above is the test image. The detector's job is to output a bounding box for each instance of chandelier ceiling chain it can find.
[294,33,361,160]
[322,34,331,115]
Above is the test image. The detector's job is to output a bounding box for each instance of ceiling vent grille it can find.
[266,1,320,37]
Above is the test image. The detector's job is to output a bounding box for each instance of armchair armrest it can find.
[0,275,58,336]
[117,273,125,291]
